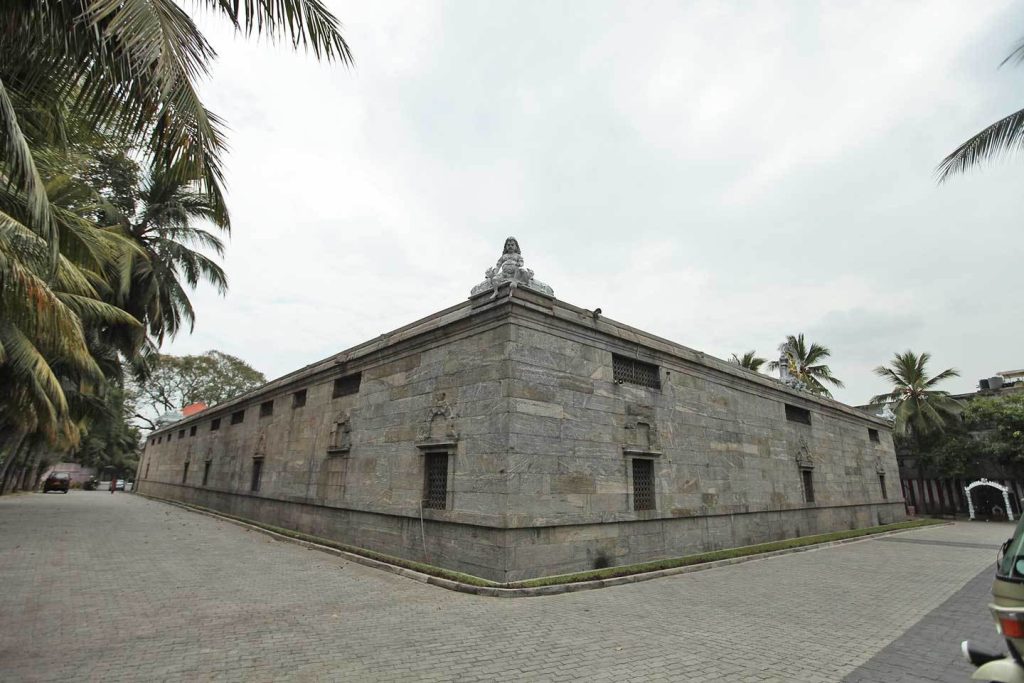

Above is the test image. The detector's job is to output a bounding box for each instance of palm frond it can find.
[203,0,354,64]
[937,106,1024,181]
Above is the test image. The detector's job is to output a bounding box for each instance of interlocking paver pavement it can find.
[844,562,1001,683]
[0,492,1012,682]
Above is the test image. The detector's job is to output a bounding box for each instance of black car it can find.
[43,472,71,493]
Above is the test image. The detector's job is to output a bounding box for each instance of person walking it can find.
[109,477,116,494]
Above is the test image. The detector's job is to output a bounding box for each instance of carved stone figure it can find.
[418,392,458,442]
[876,404,896,423]
[470,237,555,299]
[778,352,807,392]
[794,436,815,468]
[328,414,351,452]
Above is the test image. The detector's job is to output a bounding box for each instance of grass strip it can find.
[159,496,942,590]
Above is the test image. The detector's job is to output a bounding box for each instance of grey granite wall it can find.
[137,285,904,582]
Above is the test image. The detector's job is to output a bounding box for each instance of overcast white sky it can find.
[168,1,1024,406]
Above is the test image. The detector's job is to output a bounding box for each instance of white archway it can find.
[965,478,1016,521]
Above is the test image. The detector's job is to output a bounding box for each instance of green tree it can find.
[939,39,1024,179]
[965,393,1024,464]
[768,334,844,398]
[871,351,962,438]
[730,351,766,373]
[0,0,349,461]
[98,157,229,344]
[1,0,352,243]
[128,351,266,429]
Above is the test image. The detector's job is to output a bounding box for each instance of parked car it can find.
[42,472,70,493]
[115,479,125,491]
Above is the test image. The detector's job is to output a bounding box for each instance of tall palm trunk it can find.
[0,429,28,495]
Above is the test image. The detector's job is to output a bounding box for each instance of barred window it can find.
[189,425,197,437]
[293,389,307,408]
[211,418,221,431]
[869,428,880,443]
[423,452,449,510]
[632,459,655,511]
[613,354,661,389]
[251,457,264,492]
[260,400,274,418]
[333,373,362,398]
[231,410,244,425]
[178,429,185,439]
[801,468,815,503]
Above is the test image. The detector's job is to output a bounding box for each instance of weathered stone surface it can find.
[138,285,903,581]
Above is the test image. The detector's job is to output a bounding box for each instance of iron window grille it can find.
[613,354,661,389]
[801,468,815,503]
[260,400,274,418]
[293,389,307,408]
[203,461,212,487]
[211,418,221,431]
[423,452,449,510]
[785,404,812,425]
[869,428,880,443]
[178,429,185,439]
[189,425,197,437]
[251,458,264,492]
[231,410,244,425]
[632,458,655,511]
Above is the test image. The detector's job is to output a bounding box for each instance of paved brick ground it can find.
[0,493,1013,682]
[843,561,1001,683]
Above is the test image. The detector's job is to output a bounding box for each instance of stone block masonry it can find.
[138,238,903,581]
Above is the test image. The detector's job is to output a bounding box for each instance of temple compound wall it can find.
[137,242,904,582]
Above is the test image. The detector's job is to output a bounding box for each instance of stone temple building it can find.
[137,238,904,582]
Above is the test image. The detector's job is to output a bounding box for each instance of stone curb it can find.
[139,494,949,598]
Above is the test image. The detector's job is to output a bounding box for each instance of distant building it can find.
[138,238,903,582]
[861,369,1024,518]
[182,402,208,417]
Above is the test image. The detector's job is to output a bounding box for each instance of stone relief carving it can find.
[794,436,815,468]
[624,404,661,452]
[419,392,458,442]
[470,236,555,299]
[328,412,352,453]
[254,429,267,456]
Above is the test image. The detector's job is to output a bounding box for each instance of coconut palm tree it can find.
[98,159,228,344]
[0,0,350,461]
[767,334,844,398]
[730,351,767,373]
[871,351,962,438]
[938,40,1024,179]
[0,0,352,248]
